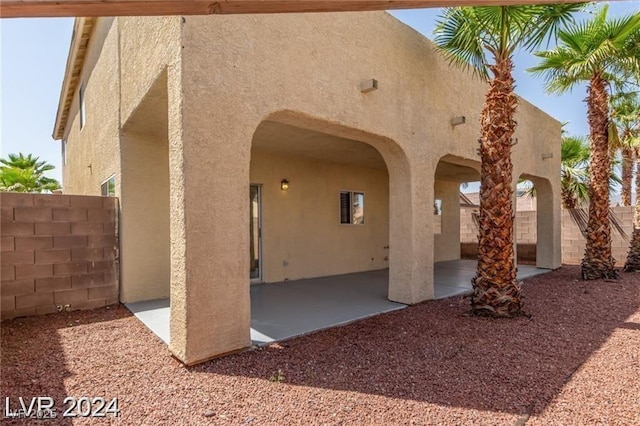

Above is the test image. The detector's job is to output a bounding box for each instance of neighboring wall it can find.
[1,193,118,320]
[461,208,537,245]
[561,207,633,266]
[250,150,389,282]
[460,206,634,265]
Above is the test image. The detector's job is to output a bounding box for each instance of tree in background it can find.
[433,4,583,317]
[609,92,640,207]
[561,135,590,209]
[619,93,640,270]
[0,153,61,193]
[529,6,640,280]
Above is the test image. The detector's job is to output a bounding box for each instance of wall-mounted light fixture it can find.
[281,179,289,191]
[360,79,378,93]
[450,116,466,126]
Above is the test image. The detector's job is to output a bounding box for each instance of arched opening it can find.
[433,155,481,299]
[248,111,413,344]
[433,157,554,299]
[514,177,537,265]
[519,174,559,269]
[434,155,481,263]
[459,180,481,261]
[119,70,172,344]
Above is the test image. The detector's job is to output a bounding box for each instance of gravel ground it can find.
[2,266,639,425]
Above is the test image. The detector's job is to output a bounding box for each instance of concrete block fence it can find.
[1,192,119,320]
[460,206,635,266]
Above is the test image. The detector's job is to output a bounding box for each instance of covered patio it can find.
[127,260,549,347]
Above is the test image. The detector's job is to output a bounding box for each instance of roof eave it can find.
[52,17,96,141]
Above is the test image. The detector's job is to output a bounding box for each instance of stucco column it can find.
[387,160,434,304]
[167,65,253,364]
[533,177,562,269]
[434,180,462,262]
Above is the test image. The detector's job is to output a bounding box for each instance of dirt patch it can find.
[2,266,639,425]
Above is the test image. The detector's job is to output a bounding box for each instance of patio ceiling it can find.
[252,121,388,170]
[2,0,592,19]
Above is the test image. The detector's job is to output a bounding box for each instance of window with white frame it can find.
[79,84,86,130]
[61,139,67,165]
[340,191,364,225]
[101,175,116,197]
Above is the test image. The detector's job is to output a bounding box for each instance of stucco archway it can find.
[250,110,422,304]
[434,154,481,262]
[518,174,561,269]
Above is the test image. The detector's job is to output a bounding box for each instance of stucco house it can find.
[53,12,562,364]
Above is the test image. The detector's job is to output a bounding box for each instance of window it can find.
[79,84,86,129]
[61,139,67,165]
[340,191,364,225]
[101,175,116,197]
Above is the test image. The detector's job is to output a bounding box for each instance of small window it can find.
[61,139,67,165]
[79,84,86,129]
[101,175,115,197]
[340,191,364,225]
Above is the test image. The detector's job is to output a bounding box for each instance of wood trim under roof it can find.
[52,17,96,140]
[2,0,592,19]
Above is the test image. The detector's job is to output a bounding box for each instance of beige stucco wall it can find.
[60,16,181,339]
[171,11,562,363]
[250,150,389,283]
[118,17,182,129]
[61,11,562,364]
[120,130,171,302]
[61,18,120,196]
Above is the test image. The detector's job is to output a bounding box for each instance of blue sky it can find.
[1,2,639,183]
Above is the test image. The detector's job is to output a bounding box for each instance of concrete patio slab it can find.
[126,260,550,347]
[250,269,405,345]
[434,259,550,299]
[126,298,170,343]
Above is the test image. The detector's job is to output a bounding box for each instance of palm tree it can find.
[619,93,640,270]
[433,4,583,317]
[561,135,590,209]
[529,6,640,280]
[610,93,640,206]
[0,153,61,193]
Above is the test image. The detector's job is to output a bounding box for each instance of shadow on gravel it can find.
[1,306,128,425]
[2,267,639,420]
[191,266,640,417]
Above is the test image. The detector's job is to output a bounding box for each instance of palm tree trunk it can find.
[561,188,577,210]
[621,146,633,206]
[581,74,618,279]
[624,154,640,271]
[472,57,521,317]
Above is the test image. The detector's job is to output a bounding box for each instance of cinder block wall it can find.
[1,193,119,320]
[461,209,538,244]
[460,206,635,266]
[561,206,633,266]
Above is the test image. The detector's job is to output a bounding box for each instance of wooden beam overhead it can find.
[1,0,592,19]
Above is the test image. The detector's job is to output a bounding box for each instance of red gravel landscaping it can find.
[2,266,639,425]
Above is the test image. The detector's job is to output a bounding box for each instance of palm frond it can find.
[434,7,490,80]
